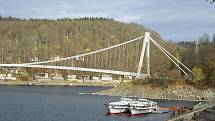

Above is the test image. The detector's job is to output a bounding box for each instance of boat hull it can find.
[130,109,151,114]
[109,108,127,114]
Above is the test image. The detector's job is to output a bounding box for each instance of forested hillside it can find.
[0,17,214,87]
[179,34,215,87]
[0,17,181,78]
[0,17,162,63]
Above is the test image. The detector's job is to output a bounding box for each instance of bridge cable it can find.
[149,37,192,75]
[149,37,194,75]
[22,36,144,66]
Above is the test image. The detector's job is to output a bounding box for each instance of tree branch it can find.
[207,0,215,4]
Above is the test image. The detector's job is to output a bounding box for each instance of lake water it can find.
[0,86,198,121]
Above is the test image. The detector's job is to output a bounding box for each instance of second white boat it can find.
[129,98,158,114]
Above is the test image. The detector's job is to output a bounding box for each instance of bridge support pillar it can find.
[136,32,150,79]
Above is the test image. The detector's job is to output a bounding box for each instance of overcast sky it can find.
[0,0,214,41]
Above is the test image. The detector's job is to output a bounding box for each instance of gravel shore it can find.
[1,80,215,101]
[95,83,215,101]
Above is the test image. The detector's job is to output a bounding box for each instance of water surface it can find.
[0,86,197,121]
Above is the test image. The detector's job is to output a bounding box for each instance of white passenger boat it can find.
[107,97,159,115]
[129,98,158,114]
[107,97,134,114]
[108,101,129,114]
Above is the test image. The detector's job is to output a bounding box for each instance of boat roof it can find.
[130,102,150,106]
[121,98,134,102]
[109,97,157,106]
[109,101,128,105]
[138,99,157,103]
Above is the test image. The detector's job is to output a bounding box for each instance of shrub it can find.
[192,66,203,86]
[132,77,151,85]
[132,76,174,87]
[17,74,29,81]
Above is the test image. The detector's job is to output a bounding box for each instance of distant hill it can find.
[0,17,180,78]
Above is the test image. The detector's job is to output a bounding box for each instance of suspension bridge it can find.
[0,32,193,79]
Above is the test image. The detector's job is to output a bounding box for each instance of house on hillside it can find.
[0,73,16,81]
[123,75,133,80]
[67,74,77,81]
[101,74,113,81]
[0,74,6,80]
[35,73,50,80]
[30,57,40,62]
[50,55,61,61]
[5,74,16,80]
[83,75,91,82]
[4,67,19,74]
[92,76,100,81]
[52,73,64,80]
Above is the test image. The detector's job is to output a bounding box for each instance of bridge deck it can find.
[0,64,147,77]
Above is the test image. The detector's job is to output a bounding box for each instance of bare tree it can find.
[207,0,215,4]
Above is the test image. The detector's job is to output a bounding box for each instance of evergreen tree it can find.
[212,33,215,43]
[207,60,215,86]
[199,33,210,43]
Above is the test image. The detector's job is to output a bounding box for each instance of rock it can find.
[95,83,215,101]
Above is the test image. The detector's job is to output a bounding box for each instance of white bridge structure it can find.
[0,32,193,78]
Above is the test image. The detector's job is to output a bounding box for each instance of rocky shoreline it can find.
[1,80,215,101]
[95,83,215,101]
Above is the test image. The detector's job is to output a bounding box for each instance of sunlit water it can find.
[0,86,198,121]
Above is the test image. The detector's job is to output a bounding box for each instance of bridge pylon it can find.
[136,32,150,79]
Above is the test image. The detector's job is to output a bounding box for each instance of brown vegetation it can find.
[0,16,214,88]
